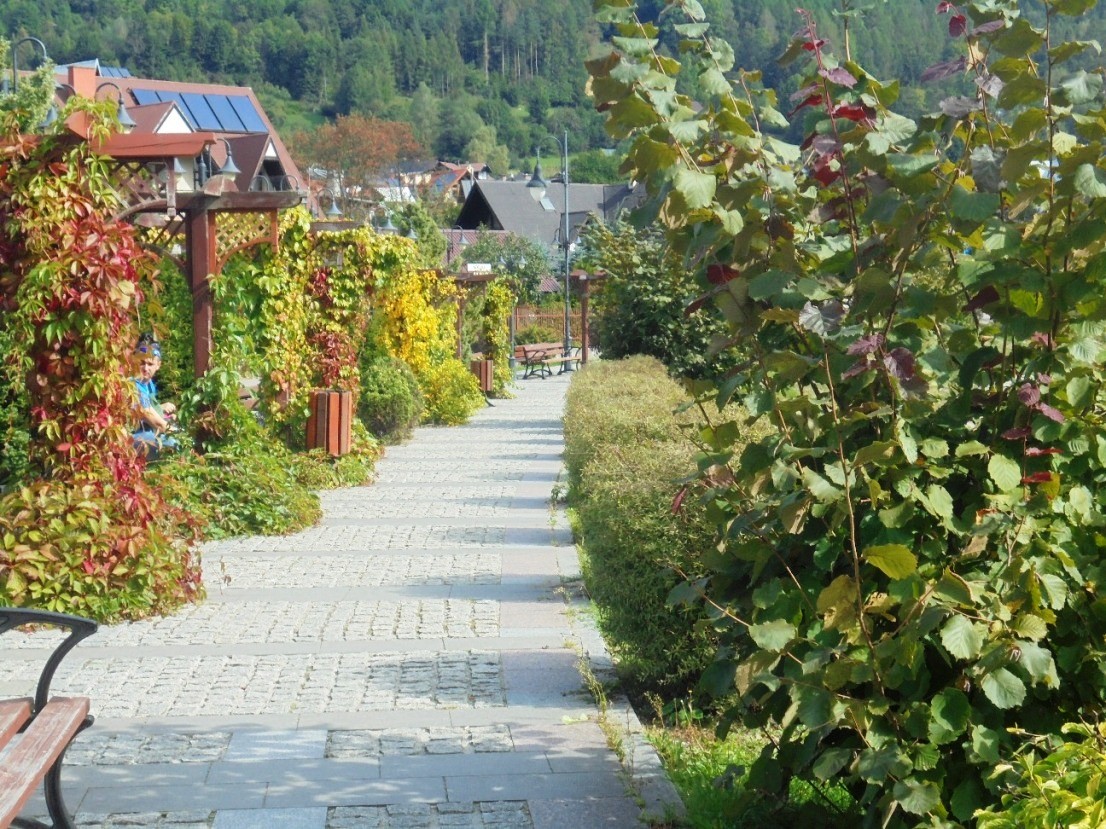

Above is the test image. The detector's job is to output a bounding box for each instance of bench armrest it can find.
[0,609,97,714]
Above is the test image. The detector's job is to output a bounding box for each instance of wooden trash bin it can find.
[306,389,352,456]
[469,359,494,394]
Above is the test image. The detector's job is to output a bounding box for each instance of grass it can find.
[647,723,858,829]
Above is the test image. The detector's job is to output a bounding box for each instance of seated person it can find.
[131,335,179,458]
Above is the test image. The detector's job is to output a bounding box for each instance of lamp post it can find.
[316,186,342,219]
[527,129,572,361]
[8,36,48,92]
[95,80,137,130]
[194,137,240,189]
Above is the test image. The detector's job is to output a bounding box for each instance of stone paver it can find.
[4,370,680,827]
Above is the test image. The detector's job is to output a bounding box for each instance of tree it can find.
[290,114,423,204]
[460,231,549,303]
[463,124,509,176]
[591,0,1106,824]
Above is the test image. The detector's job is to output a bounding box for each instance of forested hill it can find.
[8,0,1106,163]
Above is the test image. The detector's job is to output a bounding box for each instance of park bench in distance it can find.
[515,342,581,379]
[0,608,97,829]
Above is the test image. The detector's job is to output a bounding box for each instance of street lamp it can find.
[316,186,342,219]
[194,137,240,189]
[95,80,137,131]
[527,129,572,361]
[8,36,48,92]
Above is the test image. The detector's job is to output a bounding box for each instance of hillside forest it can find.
[7,0,1106,169]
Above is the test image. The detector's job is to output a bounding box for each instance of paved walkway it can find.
[3,371,682,828]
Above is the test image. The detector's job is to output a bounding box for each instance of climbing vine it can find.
[0,117,201,620]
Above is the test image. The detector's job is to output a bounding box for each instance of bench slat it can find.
[0,698,32,750]
[0,696,89,823]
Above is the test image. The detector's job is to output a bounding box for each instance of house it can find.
[48,59,306,376]
[54,59,304,196]
[453,178,637,249]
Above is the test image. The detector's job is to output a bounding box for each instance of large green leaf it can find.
[1074,163,1106,198]
[929,688,970,744]
[950,186,1000,222]
[988,454,1022,492]
[748,619,797,652]
[893,779,942,816]
[980,667,1026,709]
[863,544,917,579]
[941,614,984,660]
[673,166,717,209]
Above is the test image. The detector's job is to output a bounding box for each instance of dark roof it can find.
[454,180,637,245]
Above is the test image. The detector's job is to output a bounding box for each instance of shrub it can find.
[591,0,1106,822]
[359,356,423,442]
[0,479,202,621]
[578,220,733,380]
[565,356,717,697]
[420,358,485,425]
[148,433,321,540]
[515,323,560,344]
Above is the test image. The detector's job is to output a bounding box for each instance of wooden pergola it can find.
[93,132,306,376]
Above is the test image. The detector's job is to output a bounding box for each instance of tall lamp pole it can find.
[9,36,48,92]
[527,129,572,361]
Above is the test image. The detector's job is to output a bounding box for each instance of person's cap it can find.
[135,341,161,359]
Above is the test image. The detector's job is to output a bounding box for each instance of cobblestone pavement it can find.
[3,370,681,828]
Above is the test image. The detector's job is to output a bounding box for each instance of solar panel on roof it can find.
[99,66,131,78]
[132,89,160,106]
[228,96,267,132]
[206,95,247,132]
[181,93,221,131]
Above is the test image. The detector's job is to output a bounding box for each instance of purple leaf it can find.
[1002,427,1032,440]
[1038,403,1066,423]
[1025,447,1061,457]
[949,14,967,37]
[798,300,846,336]
[843,358,874,379]
[971,20,1006,35]
[847,333,886,356]
[1017,384,1041,407]
[820,66,858,88]
[921,57,967,83]
[965,285,999,312]
[941,96,982,118]
[976,73,1005,99]
[883,347,918,381]
[790,83,821,103]
[1022,471,1054,484]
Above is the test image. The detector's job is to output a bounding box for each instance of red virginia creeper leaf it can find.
[949,14,967,37]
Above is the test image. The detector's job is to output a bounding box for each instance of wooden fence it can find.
[513,306,583,341]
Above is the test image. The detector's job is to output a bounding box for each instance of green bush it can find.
[565,356,716,697]
[149,433,321,540]
[515,323,560,344]
[0,479,202,621]
[359,356,423,443]
[421,357,485,425]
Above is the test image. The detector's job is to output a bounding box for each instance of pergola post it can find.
[579,273,590,365]
[186,206,217,377]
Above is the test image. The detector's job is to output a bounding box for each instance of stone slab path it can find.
[1,371,682,828]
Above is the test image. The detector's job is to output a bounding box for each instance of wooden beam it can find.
[186,207,217,377]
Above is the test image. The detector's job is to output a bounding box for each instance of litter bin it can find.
[306,389,352,456]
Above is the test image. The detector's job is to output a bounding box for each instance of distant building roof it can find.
[454,180,638,246]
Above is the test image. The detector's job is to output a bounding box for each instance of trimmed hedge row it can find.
[563,355,716,698]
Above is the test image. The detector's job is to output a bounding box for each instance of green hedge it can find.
[564,355,716,698]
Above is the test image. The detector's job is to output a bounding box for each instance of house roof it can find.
[54,62,303,192]
[454,180,638,246]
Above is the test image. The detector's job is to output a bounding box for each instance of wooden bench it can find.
[0,608,97,829]
[515,342,581,379]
